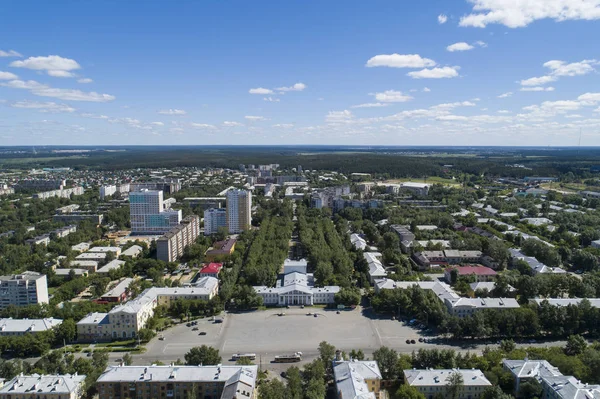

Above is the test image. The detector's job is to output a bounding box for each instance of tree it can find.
[499,339,516,353]
[122,353,133,366]
[396,384,426,399]
[334,287,361,306]
[519,380,542,399]
[285,367,303,399]
[446,371,464,399]
[55,319,77,344]
[350,349,365,360]
[373,346,399,380]
[482,386,514,399]
[137,328,156,343]
[184,345,221,366]
[565,334,587,356]
[258,379,287,399]
[318,341,336,371]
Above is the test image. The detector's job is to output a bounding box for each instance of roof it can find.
[503,359,562,380]
[0,374,86,394]
[541,375,600,399]
[102,278,134,299]
[470,282,515,292]
[446,265,497,276]
[97,259,125,273]
[88,246,120,253]
[77,312,110,326]
[0,271,46,282]
[404,369,492,387]
[122,245,143,256]
[206,238,236,254]
[200,262,223,274]
[532,298,600,308]
[96,365,257,386]
[334,360,382,399]
[350,233,367,250]
[0,318,63,333]
[446,297,520,310]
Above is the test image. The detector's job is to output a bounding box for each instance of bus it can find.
[232,353,257,361]
[274,352,302,363]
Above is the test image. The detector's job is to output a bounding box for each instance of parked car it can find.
[192,327,199,331]
[314,313,318,318]
[410,339,416,344]
[198,331,207,336]
[186,323,191,327]
[406,339,411,344]
[418,337,424,342]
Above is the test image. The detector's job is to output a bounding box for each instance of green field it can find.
[383,176,460,186]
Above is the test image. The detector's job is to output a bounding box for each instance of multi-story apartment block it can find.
[79,277,219,340]
[99,184,117,200]
[15,179,65,192]
[333,360,382,399]
[156,215,200,262]
[0,186,15,196]
[0,373,86,399]
[33,186,84,200]
[204,208,227,235]
[129,190,182,234]
[0,272,49,310]
[226,189,252,233]
[96,365,257,399]
[404,369,492,399]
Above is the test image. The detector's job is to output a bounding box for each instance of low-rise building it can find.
[76,312,110,342]
[71,242,90,253]
[205,238,236,261]
[0,373,86,399]
[54,268,89,279]
[503,359,563,394]
[444,265,497,283]
[88,246,122,256]
[350,233,367,250]
[444,297,520,317]
[404,369,492,399]
[541,375,600,399]
[100,278,134,303]
[199,263,223,278]
[364,252,387,283]
[121,245,143,258]
[75,252,106,263]
[0,317,62,336]
[509,248,566,275]
[96,365,258,399]
[333,360,382,399]
[70,260,99,272]
[96,259,125,274]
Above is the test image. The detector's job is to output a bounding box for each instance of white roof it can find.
[88,246,120,253]
[77,312,109,326]
[404,369,492,387]
[97,259,125,273]
[0,318,62,333]
[532,298,600,308]
[503,359,562,380]
[121,245,143,256]
[350,234,367,250]
[401,182,429,188]
[102,278,133,298]
[541,375,600,399]
[446,297,520,310]
[70,260,99,267]
[0,374,85,394]
[334,360,381,399]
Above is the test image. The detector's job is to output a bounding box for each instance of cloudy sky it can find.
[1,0,600,146]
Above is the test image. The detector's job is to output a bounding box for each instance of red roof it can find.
[446,265,497,276]
[200,262,223,274]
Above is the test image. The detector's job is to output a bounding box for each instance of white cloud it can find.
[351,103,390,108]
[447,42,474,52]
[423,87,431,92]
[438,14,448,24]
[520,75,556,86]
[263,97,280,102]
[80,113,108,119]
[10,55,81,77]
[10,100,76,113]
[249,87,273,95]
[158,109,186,115]
[77,78,93,84]
[498,110,511,114]
[326,110,353,122]
[565,114,583,118]
[2,79,115,102]
[274,82,306,92]
[273,123,294,128]
[373,90,413,103]
[437,115,468,121]
[520,59,596,86]
[431,101,476,109]
[475,41,488,47]
[191,123,217,129]
[498,92,513,98]
[407,66,459,79]
[578,93,600,103]
[366,54,436,68]
[223,121,243,127]
[459,0,600,28]
[151,122,164,126]
[520,86,555,92]
[0,71,18,80]
[0,50,22,57]
[245,115,267,121]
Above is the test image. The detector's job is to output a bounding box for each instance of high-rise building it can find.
[204,208,227,235]
[100,185,117,200]
[129,190,182,234]
[226,189,252,233]
[0,271,49,309]
[156,215,200,262]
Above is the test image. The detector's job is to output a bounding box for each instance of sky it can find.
[1,0,600,146]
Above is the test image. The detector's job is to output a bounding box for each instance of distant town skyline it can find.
[1,0,600,146]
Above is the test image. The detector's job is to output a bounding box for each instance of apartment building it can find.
[0,272,49,310]
[0,373,86,399]
[100,184,117,199]
[156,215,200,262]
[404,369,492,399]
[204,208,227,235]
[503,359,563,394]
[333,360,382,399]
[96,365,257,399]
[15,179,65,191]
[33,186,84,200]
[226,189,252,233]
[53,213,104,224]
[129,190,182,234]
[0,317,62,336]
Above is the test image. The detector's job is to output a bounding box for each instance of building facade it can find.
[129,190,182,234]
[96,365,257,399]
[226,189,252,233]
[204,208,227,235]
[0,272,49,310]
[156,215,201,262]
[404,369,492,399]
[333,360,382,399]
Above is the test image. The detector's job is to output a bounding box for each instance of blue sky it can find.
[1,0,600,146]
